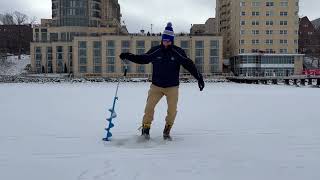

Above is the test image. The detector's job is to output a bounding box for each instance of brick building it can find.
[0,25,33,54]
[299,16,320,55]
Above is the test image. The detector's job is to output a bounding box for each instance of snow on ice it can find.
[0,82,319,180]
[0,55,30,76]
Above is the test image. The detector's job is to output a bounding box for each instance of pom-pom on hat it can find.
[162,22,175,42]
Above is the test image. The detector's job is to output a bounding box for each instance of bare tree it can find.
[13,11,28,25]
[0,11,31,57]
[12,11,28,58]
[29,16,38,26]
[0,13,15,25]
[0,14,3,25]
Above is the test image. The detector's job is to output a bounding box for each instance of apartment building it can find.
[216,0,304,76]
[31,34,223,78]
[190,18,218,35]
[31,0,223,78]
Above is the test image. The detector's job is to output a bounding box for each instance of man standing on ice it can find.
[119,22,205,140]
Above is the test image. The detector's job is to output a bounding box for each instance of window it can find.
[211,40,219,49]
[252,20,260,26]
[280,49,288,54]
[107,65,115,73]
[280,1,289,7]
[50,33,58,42]
[56,46,64,73]
[252,11,260,16]
[181,40,190,57]
[78,41,87,67]
[265,39,273,45]
[195,41,204,73]
[93,41,101,73]
[280,21,288,25]
[181,40,190,49]
[35,47,42,73]
[241,20,246,26]
[266,1,274,6]
[136,41,145,73]
[136,41,145,49]
[240,30,245,35]
[240,39,245,45]
[106,40,116,72]
[151,41,160,47]
[121,40,130,52]
[68,46,72,72]
[241,11,246,16]
[210,45,219,58]
[136,65,145,73]
[280,39,288,45]
[195,41,204,49]
[266,20,274,26]
[280,30,288,35]
[280,12,288,16]
[107,40,115,48]
[79,41,86,48]
[46,47,53,73]
[94,66,101,73]
[240,1,245,7]
[265,49,274,53]
[252,2,261,7]
[266,30,273,35]
[121,40,131,72]
[79,66,87,73]
[41,30,48,42]
[252,30,260,35]
[252,39,260,45]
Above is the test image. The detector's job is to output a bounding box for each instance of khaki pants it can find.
[142,84,179,127]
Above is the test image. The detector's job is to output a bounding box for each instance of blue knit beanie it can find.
[162,22,174,42]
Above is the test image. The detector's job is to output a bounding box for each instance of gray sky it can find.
[0,0,318,33]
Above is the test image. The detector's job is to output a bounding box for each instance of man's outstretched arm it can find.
[119,46,161,64]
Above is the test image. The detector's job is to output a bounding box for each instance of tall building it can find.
[216,0,304,76]
[51,0,121,27]
[30,0,224,78]
[190,18,217,35]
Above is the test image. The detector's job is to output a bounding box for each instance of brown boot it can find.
[163,124,173,141]
[141,123,151,140]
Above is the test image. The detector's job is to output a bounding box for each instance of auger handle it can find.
[123,58,129,77]
[124,66,128,77]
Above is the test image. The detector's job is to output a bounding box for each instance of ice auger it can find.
[102,62,128,141]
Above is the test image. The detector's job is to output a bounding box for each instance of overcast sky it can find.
[0,0,318,33]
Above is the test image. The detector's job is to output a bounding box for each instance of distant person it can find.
[119,22,205,141]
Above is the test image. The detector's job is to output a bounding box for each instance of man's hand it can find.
[198,76,205,91]
[119,53,133,60]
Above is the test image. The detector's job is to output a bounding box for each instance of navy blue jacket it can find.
[125,44,202,88]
